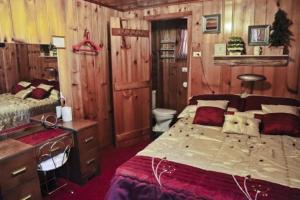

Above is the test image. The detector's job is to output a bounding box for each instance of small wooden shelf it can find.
[213,55,289,66]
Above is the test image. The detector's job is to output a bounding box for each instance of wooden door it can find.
[110,17,151,147]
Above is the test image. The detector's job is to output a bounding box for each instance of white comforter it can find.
[138,117,300,189]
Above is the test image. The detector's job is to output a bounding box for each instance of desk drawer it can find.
[3,178,41,200]
[80,148,99,177]
[0,149,37,193]
[78,126,97,153]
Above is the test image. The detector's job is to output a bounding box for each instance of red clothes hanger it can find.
[72,29,102,54]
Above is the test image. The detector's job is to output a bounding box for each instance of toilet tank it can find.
[152,90,156,109]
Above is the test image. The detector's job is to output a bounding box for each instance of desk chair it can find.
[37,137,72,195]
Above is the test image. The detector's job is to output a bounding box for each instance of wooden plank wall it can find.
[123,0,300,100]
[0,0,120,147]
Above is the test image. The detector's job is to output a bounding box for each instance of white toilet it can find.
[152,90,177,132]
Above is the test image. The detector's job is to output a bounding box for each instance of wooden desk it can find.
[0,123,73,200]
[31,114,100,185]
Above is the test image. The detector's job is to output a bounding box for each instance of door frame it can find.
[145,11,193,108]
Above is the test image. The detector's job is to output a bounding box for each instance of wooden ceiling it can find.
[85,0,202,11]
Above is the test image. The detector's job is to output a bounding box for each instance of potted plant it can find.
[227,37,245,55]
[269,3,293,54]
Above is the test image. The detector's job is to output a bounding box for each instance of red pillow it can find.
[11,84,25,94]
[262,113,300,136]
[31,88,48,99]
[193,106,225,127]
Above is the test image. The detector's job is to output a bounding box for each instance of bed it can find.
[106,95,300,200]
[0,79,60,131]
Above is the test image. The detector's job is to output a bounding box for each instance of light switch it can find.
[193,51,202,57]
[182,67,188,72]
[183,82,188,88]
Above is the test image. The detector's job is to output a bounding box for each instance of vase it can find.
[268,46,284,55]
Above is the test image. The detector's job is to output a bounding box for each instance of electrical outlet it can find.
[182,67,188,72]
[193,51,202,57]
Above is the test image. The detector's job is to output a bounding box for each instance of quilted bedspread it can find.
[107,116,300,200]
[0,93,58,131]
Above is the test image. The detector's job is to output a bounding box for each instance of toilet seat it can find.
[152,108,177,116]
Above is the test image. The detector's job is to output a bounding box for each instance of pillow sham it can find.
[15,88,32,99]
[262,104,299,116]
[197,100,229,109]
[262,113,300,137]
[222,115,261,137]
[37,83,53,92]
[189,94,242,110]
[17,81,31,88]
[193,106,225,127]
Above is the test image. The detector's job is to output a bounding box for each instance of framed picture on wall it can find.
[202,14,221,34]
[248,25,270,46]
[52,36,65,49]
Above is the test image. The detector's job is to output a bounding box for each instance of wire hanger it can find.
[72,29,102,54]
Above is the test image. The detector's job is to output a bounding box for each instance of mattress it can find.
[0,93,58,131]
[107,116,300,200]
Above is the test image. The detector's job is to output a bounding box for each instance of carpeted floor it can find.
[44,141,149,200]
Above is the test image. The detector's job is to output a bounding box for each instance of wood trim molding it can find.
[144,11,192,21]
[114,81,150,91]
[111,28,149,37]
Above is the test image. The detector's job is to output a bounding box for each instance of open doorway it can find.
[151,18,189,114]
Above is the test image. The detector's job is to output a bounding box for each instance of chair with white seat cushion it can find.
[37,137,72,195]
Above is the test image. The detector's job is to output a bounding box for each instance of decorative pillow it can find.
[31,88,48,99]
[222,115,261,137]
[11,84,25,94]
[197,100,229,109]
[177,105,197,118]
[190,94,242,110]
[17,81,31,88]
[193,107,225,127]
[262,104,299,116]
[244,95,300,111]
[37,83,53,92]
[262,113,300,136]
[15,88,32,99]
[49,89,60,101]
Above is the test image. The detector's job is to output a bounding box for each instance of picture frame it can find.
[248,25,270,46]
[52,36,65,49]
[202,14,221,34]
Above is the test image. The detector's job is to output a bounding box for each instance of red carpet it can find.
[44,142,149,200]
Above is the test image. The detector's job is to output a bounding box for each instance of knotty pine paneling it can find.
[123,0,300,100]
[0,0,120,147]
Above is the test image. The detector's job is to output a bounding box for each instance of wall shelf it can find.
[213,55,289,66]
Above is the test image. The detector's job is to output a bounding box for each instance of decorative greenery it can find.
[227,37,245,55]
[269,7,293,48]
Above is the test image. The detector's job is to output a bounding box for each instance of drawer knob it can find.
[84,136,94,143]
[86,158,96,165]
[11,166,27,177]
[20,194,32,200]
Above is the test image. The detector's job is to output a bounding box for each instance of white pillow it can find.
[49,89,60,101]
[227,107,238,112]
[222,115,261,137]
[15,88,32,99]
[18,81,31,87]
[262,104,299,116]
[177,105,197,118]
[197,100,229,109]
[37,84,53,92]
